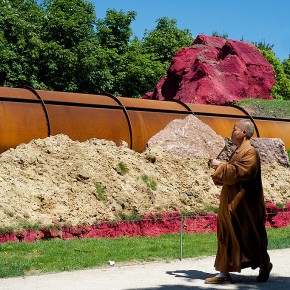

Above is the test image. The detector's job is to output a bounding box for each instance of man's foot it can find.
[257,263,273,282]
[204,274,232,284]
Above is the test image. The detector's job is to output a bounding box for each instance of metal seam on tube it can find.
[172,99,195,115]
[100,92,133,149]
[19,85,51,136]
[1,87,289,150]
[229,104,260,137]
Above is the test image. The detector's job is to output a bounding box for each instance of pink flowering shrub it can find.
[183,213,217,233]
[271,202,290,228]
[283,202,290,211]
[265,200,280,212]
[265,200,280,225]
[272,212,290,228]
[0,202,289,243]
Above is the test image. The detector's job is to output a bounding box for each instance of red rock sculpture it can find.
[143,34,275,105]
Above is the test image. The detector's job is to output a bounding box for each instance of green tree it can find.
[113,16,194,98]
[260,49,290,100]
[212,31,228,39]
[95,9,167,97]
[93,9,138,95]
[142,17,193,63]
[95,12,183,98]
[252,40,290,100]
[0,0,44,88]
[38,0,97,92]
[96,9,136,54]
[75,41,115,94]
[253,40,274,51]
[115,38,168,97]
[41,0,96,49]
[282,58,290,78]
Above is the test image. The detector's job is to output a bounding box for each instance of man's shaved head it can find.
[236,119,255,139]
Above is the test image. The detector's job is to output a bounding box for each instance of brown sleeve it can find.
[211,148,259,185]
[211,163,225,185]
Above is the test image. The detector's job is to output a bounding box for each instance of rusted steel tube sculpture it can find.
[0,86,289,154]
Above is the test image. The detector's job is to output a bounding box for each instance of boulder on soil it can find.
[147,115,289,168]
[218,138,289,168]
[143,34,275,105]
[147,115,225,159]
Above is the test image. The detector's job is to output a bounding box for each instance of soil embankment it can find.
[0,130,289,229]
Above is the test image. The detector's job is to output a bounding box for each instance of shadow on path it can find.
[127,268,290,290]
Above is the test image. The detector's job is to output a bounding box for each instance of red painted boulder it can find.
[143,34,275,105]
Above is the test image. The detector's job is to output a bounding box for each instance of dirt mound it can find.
[147,115,225,159]
[0,134,289,229]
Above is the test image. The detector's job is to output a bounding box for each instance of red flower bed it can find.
[0,202,289,243]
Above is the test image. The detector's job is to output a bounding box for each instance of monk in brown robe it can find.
[205,119,272,284]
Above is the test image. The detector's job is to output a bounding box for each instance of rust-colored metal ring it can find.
[172,99,195,115]
[19,85,51,136]
[229,103,260,137]
[100,92,133,149]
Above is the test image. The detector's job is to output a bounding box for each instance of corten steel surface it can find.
[0,86,289,154]
[0,90,48,153]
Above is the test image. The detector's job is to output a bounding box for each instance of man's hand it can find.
[208,158,221,169]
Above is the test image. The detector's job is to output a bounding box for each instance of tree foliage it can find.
[259,49,290,100]
[96,9,136,53]
[142,17,193,63]
[0,0,44,87]
[38,0,97,91]
[1,1,191,97]
[0,0,289,99]
[212,31,228,39]
[114,38,168,97]
[253,40,274,51]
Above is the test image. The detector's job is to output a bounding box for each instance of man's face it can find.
[231,123,245,145]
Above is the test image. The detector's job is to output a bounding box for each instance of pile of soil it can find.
[0,134,289,229]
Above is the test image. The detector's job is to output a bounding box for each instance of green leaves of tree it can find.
[0,1,194,97]
[96,9,136,53]
[0,0,44,87]
[142,17,193,63]
[95,12,193,97]
[38,0,97,91]
[260,49,290,100]
[0,1,289,99]
[114,39,168,97]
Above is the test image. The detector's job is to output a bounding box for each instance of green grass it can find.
[118,162,129,175]
[141,174,157,190]
[94,182,106,201]
[0,227,289,278]
[266,227,290,249]
[236,98,290,119]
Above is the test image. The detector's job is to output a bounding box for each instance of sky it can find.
[90,0,289,61]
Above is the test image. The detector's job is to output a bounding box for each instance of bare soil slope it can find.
[0,134,289,229]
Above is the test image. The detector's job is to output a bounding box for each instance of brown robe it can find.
[212,139,270,272]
